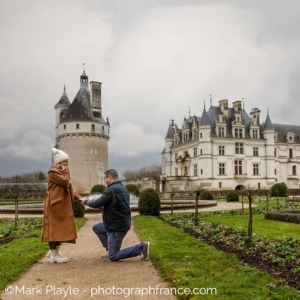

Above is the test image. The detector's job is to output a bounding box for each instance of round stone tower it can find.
[54,70,110,193]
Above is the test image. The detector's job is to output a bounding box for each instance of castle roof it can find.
[199,108,211,126]
[273,123,300,144]
[55,88,70,108]
[165,124,174,139]
[262,114,274,131]
[63,88,93,121]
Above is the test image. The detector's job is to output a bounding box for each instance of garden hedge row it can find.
[264,210,300,224]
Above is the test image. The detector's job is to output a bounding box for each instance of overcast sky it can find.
[1,0,300,178]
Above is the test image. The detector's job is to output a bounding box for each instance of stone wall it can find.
[0,183,47,199]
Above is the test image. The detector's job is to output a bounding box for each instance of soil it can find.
[159,217,300,292]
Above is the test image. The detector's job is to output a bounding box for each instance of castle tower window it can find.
[219,146,225,155]
[175,168,178,176]
[91,124,95,130]
[102,126,104,133]
[235,160,242,175]
[275,169,276,175]
[201,169,203,175]
[258,182,261,190]
[76,124,80,129]
[292,165,297,175]
[235,143,243,154]
[253,164,259,175]
[193,164,198,176]
[253,147,258,157]
[219,163,225,175]
[289,149,293,158]
[193,148,197,157]
[64,125,66,130]
[200,149,203,155]
[274,148,276,157]
[200,132,202,138]
[219,182,222,189]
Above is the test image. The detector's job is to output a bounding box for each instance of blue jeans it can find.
[92,222,142,261]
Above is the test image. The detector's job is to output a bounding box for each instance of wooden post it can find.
[14,197,19,227]
[241,191,244,214]
[171,192,174,215]
[195,191,199,226]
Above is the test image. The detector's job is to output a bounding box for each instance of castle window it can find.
[175,153,178,160]
[275,169,276,175]
[193,148,197,157]
[258,182,261,190]
[76,124,80,129]
[201,169,203,175]
[218,127,225,137]
[253,130,258,139]
[193,164,198,176]
[63,125,66,130]
[175,168,178,176]
[235,160,242,175]
[253,164,259,175]
[253,147,258,157]
[102,126,104,133]
[219,163,225,175]
[289,149,293,158]
[235,128,243,138]
[200,149,203,155]
[274,148,276,157]
[293,165,297,175]
[200,133,202,138]
[91,124,95,130]
[235,143,244,154]
[219,182,222,189]
[219,146,225,155]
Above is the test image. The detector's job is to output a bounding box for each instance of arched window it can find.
[292,165,297,175]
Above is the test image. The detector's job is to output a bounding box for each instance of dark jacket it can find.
[84,181,131,232]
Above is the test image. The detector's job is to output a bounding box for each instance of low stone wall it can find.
[0,183,47,199]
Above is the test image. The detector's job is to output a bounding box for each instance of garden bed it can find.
[159,214,300,291]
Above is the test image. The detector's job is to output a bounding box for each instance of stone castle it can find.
[161,99,300,192]
[54,69,110,193]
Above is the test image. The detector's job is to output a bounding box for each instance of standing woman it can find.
[42,148,81,263]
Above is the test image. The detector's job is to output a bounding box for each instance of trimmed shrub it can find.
[73,200,85,218]
[125,184,140,197]
[138,188,160,216]
[200,190,214,200]
[91,184,106,194]
[226,191,239,202]
[264,210,300,224]
[270,182,288,197]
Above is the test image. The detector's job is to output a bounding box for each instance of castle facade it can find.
[161,99,300,192]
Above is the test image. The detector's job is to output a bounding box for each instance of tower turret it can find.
[54,85,70,128]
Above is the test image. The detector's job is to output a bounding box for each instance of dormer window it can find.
[286,132,295,143]
[218,127,225,137]
[252,130,258,139]
[235,128,243,138]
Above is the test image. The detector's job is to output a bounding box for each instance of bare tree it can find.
[244,181,256,237]
[123,165,161,180]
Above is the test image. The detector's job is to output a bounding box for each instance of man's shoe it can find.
[141,242,150,260]
[101,254,108,259]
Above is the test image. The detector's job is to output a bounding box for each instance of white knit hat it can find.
[51,148,69,164]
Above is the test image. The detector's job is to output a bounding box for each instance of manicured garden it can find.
[132,198,300,299]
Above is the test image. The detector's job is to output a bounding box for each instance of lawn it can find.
[133,215,300,300]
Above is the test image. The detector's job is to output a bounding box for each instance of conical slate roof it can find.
[55,89,70,108]
[63,88,93,121]
[165,124,174,139]
[199,108,211,126]
[262,114,274,131]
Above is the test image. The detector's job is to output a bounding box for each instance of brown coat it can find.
[41,167,80,243]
